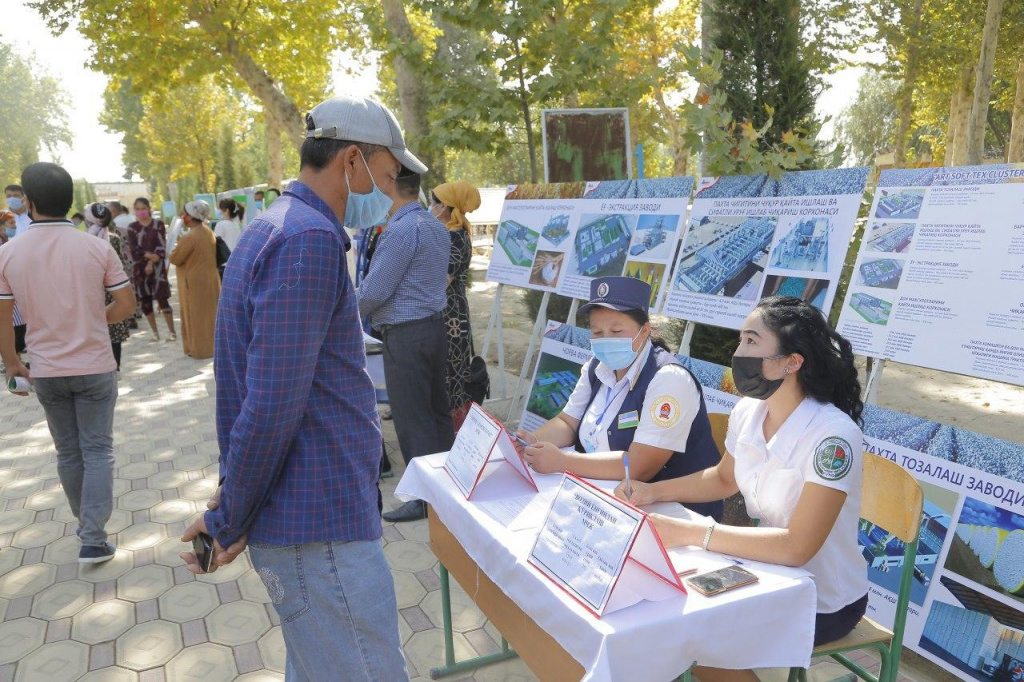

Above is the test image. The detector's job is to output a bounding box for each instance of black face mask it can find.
[731,354,788,399]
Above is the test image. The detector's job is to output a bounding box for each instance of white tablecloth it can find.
[396,455,817,682]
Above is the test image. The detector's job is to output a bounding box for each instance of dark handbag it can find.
[215,236,231,268]
[465,354,490,404]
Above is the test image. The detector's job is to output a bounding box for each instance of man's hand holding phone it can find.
[180,492,247,574]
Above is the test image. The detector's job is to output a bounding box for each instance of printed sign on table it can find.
[835,164,1024,386]
[520,321,593,432]
[676,354,1024,681]
[528,474,685,617]
[661,168,868,329]
[485,178,694,307]
[443,403,536,498]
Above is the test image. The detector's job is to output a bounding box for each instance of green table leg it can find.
[429,564,520,679]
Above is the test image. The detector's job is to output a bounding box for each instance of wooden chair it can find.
[788,452,924,682]
[708,412,729,457]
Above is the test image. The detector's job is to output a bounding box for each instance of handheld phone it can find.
[686,565,759,596]
[193,532,215,572]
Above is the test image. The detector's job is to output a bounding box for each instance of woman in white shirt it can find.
[617,296,868,681]
[214,198,243,252]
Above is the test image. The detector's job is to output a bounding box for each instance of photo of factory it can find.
[856,258,905,290]
[496,219,541,267]
[627,214,680,260]
[541,214,571,247]
[768,217,831,272]
[848,291,894,325]
[673,215,777,298]
[867,221,916,254]
[920,576,1024,681]
[571,213,634,278]
[526,353,584,420]
[875,189,925,220]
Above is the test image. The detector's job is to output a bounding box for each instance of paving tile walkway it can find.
[0,275,938,682]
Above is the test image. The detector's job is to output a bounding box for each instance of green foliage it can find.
[72,179,97,217]
[834,71,935,166]
[0,41,70,186]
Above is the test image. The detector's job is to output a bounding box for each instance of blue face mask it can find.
[6,197,22,211]
[253,201,264,211]
[4,227,15,239]
[590,328,645,370]
[344,151,393,229]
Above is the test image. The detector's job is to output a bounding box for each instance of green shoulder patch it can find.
[813,437,853,481]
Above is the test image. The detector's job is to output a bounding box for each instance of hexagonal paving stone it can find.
[404,630,475,678]
[78,667,138,682]
[0,477,44,499]
[0,563,57,599]
[420,582,487,632]
[30,580,93,620]
[257,626,286,674]
[383,540,438,573]
[77,549,133,582]
[0,508,35,534]
[178,477,218,502]
[24,487,67,511]
[396,518,430,543]
[115,522,165,551]
[153,537,188,568]
[146,470,190,490]
[71,599,135,644]
[112,478,131,497]
[13,639,89,682]
[206,600,272,646]
[392,570,427,610]
[12,520,66,549]
[471,655,537,682]
[158,581,219,623]
[116,564,174,602]
[42,534,84,566]
[235,673,284,682]
[398,612,412,645]
[150,499,196,524]
[0,546,24,577]
[106,508,133,534]
[237,568,271,604]
[116,488,162,512]
[0,617,47,664]
[165,642,238,682]
[173,453,214,473]
[117,461,159,480]
[115,620,183,671]
[196,552,250,584]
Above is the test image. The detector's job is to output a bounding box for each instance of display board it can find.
[677,356,1024,682]
[661,168,868,329]
[835,164,1024,387]
[519,321,593,432]
[542,108,631,183]
[486,178,693,307]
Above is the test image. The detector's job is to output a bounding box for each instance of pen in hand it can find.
[623,452,632,501]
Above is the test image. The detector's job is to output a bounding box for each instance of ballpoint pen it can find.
[623,452,632,500]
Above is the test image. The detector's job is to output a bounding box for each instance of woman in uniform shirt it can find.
[617,296,869,680]
[518,276,723,521]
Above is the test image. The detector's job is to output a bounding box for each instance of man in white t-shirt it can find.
[5,184,31,237]
[0,163,137,565]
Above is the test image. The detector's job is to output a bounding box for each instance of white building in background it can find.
[92,181,150,209]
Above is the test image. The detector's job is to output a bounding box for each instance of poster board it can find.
[677,355,1024,681]
[542,108,631,183]
[486,178,693,307]
[835,164,1024,387]
[661,168,868,329]
[520,321,593,432]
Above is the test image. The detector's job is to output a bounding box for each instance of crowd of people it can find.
[0,93,872,681]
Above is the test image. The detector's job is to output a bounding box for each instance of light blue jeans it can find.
[249,538,408,681]
[34,372,118,547]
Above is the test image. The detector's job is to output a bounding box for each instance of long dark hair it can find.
[218,198,244,220]
[755,296,864,425]
[620,309,671,352]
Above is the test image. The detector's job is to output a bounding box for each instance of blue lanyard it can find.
[586,381,629,447]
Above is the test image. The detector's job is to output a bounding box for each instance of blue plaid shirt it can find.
[206,181,383,548]
[357,201,450,327]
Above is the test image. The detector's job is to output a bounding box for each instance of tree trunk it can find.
[943,84,960,166]
[513,38,538,183]
[1008,60,1024,162]
[267,114,283,189]
[966,0,1005,165]
[893,0,924,168]
[952,66,974,166]
[698,0,714,177]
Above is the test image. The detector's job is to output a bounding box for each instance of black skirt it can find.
[814,593,868,646]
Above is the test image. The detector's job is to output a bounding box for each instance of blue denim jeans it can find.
[34,372,118,547]
[249,538,408,681]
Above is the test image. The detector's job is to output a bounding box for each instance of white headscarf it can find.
[83,203,110,241]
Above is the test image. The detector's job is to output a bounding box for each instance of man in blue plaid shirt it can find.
[180,95,417,680]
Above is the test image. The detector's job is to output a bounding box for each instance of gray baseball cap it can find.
[305,95,428,174]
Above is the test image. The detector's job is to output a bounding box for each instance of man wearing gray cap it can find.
[180,95,411,679]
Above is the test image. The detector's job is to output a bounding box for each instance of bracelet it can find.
[701,522,716,551]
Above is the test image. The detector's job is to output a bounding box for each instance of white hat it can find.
[305,95,428,174]
[184,200,211,222]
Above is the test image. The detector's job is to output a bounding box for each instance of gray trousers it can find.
[381,313,454,464]
[34,372,118,547]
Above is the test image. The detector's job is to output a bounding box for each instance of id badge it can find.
[617,410,639,430]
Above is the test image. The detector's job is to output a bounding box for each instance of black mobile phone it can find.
[193,532,214,572]
[687,565,758,596]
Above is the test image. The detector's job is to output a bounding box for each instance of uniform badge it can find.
[617,410,639,429]
[813,437,853,480]
[597,282,610,297]
[649,396,680,428]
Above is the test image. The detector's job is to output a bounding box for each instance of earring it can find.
[783,367,790,375]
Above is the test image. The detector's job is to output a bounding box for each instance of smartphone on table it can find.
[193,532,215,572]
[687,565,758,596]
